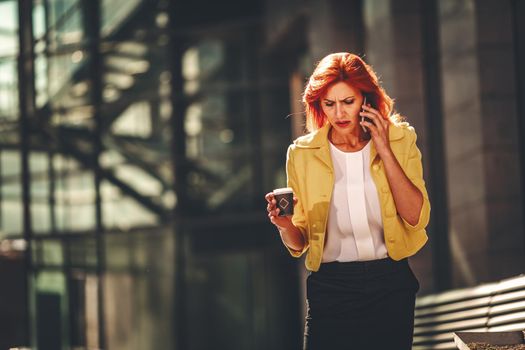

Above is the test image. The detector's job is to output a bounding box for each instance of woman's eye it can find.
[324,103,334,107]
[344,100,354,105]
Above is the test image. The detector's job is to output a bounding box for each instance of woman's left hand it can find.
[360,104,391,155]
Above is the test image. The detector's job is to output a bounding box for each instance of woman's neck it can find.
[329,128,368,147]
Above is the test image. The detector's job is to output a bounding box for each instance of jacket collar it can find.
[293,121,407,167]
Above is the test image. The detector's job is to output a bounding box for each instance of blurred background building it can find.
[0,0,523,349]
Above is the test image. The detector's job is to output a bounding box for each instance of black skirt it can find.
[304,258,420,350]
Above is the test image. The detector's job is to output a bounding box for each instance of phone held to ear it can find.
[361,96,375,134]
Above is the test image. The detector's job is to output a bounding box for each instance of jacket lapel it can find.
[295,123,333,170]
[313,145,332,170]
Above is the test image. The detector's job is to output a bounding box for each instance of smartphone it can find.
[360,97,374,134]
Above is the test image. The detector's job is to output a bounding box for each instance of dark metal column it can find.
[0,150,2,227]
[82,0,106,347]
[511,0,525,256]
[421,0,451,291]
[42,0,57,235]
[17,0,36,345]
[168,3,189,348]
[48,152,57,233]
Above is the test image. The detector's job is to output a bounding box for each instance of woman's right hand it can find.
[265,192,305,252]
[265,192,297,230]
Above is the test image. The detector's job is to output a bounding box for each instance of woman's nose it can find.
[335,103,343,118]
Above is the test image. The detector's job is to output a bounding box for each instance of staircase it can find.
[33,0,173,222]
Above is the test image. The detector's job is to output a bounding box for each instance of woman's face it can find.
[321,81,364,136]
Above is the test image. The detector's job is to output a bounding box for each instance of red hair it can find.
[302,52,401,132]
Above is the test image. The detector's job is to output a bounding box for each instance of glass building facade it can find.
[1,0,301,349]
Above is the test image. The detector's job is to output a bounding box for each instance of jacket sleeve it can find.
[284,144,309,257]
[401,130,431,233]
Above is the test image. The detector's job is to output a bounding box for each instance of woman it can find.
[265,52,430,349]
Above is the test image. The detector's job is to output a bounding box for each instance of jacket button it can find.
[312,224,317,229]
[373,164,380,171]
[388,237,395,243]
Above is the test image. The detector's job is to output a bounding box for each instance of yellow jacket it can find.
[285,122,430,271]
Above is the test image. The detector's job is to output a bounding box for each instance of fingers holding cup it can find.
[273,187,294,217]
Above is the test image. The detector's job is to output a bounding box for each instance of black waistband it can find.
[316,257,407,274]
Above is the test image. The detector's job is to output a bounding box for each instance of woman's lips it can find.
[335,121,351,127]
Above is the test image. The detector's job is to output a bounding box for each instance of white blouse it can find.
[322,140,388,262]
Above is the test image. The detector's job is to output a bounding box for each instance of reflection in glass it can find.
[34,271,67,348]
[30,152,52,233]
[101,0,141,37]
[46,0,84,47]
[1,151,22,235]
[68,237,98,267]
[103,230,174,349]
[53,155,96,232]
[181,39,259,214]
[0,60,18,121]
[0,1,18,56]
[41,239,63,265]
[104,234,130,269]
[101,180,158,230]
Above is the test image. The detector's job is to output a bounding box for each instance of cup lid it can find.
[273,187,293,195]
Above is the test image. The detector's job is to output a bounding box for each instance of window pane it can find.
[1,151,22,235]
